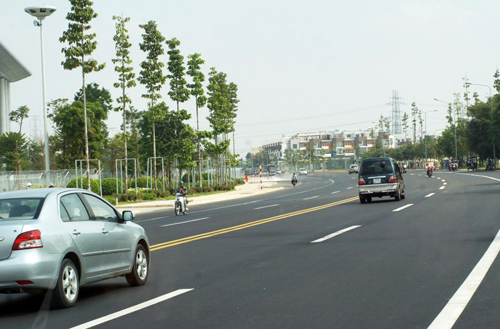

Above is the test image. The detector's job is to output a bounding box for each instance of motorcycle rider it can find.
[291,172,298,185]
[175,181,188,211]
[426,163,433,177]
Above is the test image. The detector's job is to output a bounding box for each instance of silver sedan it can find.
[0,188,150,308]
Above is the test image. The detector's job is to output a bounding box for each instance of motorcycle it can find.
[426,169,433,177]
[291,178,297,187]
[174,193,187,216]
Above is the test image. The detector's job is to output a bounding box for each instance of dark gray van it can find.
[357,157,405,203]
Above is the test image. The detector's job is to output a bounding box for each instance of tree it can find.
[138,20,166,189]
[112,15,136,191]
[411,102,419,143]
[402,112,409,143]
[125,106,143,175]
[74,82,112,113]
[8,105,30,176]
[418,110,423,143]
[166,37,190,185]
[60,0,105,190]
[187,53,207,185]
[206,68,238,184]
[49,99,107,169]
[166,38,190,111]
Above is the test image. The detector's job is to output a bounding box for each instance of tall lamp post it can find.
[424,110,438,161]
[465,82,495,164]
[434,98,458,160]
[25,5,57,188]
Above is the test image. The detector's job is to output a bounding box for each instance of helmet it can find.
[180,181,184,184]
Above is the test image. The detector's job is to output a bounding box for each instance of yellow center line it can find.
[150,196,359,251]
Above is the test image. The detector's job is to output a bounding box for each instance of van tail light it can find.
[358,178,366,185]
[389,176,397,183]
[12,230,43,250]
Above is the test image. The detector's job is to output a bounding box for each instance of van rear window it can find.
[360,160,393,175]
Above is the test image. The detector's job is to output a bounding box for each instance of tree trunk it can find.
[123,84,128,192]
[82,62,91,191]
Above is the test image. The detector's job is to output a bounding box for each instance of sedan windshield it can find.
[0,198,43,220]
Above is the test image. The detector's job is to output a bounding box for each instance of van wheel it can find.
[395,189,401,201]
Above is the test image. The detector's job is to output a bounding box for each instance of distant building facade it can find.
[0,42,31,135]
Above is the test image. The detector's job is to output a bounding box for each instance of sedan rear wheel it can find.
[126,244,149,286]
[359,195,366,204]
[51,258,79,309]
[395,188,401,201]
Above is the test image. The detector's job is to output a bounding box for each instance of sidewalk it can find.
[115,180,283,214]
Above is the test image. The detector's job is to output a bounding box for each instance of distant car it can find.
[0,188,150,308]
[298,168,308,175]
[358,157,405,203]
[275,169,282,174]
[348,164,359,174]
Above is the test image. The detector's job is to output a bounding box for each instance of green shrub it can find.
[101,178,124,196]
[132,176,163,190]
[104,195,116,205]
[235,178,245,185]
[142,192,156,200]
[66,178,100,194]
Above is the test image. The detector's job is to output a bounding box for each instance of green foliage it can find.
[132,176,163,190]
[187,53,207,110]
[74,83,113,113]
[166,38,190,108]
[101,178,124,196]
[49,99,108,168]
[0,132,29,171]
[142,192,156,200]
[60,0,105,74]
[66,177,100,194]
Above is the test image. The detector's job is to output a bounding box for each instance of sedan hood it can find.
[0,222,25,260]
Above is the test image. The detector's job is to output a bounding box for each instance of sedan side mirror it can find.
[122,210,135,221]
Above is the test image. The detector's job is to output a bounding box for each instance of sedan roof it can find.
[0,188,87,199]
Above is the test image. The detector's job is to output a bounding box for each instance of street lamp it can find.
[465,82,495,164]
[434,98,458,160]
[424,110,438,161]
[25,5,56,188]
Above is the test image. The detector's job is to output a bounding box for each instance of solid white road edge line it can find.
[303,196,318,200]
[70,289,194,329]
[311,225,361,243]
[393,204,414,212]
[425,193,435,198]
[427,229,500,329]
[254,204,280,210]
[161,218,209,227]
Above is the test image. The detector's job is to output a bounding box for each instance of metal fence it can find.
[0,170,97,192]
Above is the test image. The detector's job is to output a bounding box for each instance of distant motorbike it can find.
[174,193,187,216]
[426,169,433,177]
[291,178,297,187]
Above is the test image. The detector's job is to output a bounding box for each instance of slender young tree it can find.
[402,112,409,144]
[60,0,105,190]
[112,15,136,191]
[9,105,30,176]
[138,20,166,189]
[411,102,419,144]
[166,38,190,186]
[187,53,207,185]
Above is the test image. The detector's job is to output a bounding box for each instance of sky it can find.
[2,0,500,157]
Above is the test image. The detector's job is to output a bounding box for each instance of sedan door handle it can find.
[72,230,81,236]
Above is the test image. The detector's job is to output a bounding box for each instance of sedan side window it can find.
[82,194,119,222]
[60,194,90,222]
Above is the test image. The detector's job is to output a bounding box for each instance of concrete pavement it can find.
[115,178,284,214]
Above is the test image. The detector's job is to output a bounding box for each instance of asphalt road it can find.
[2,170,500,329]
